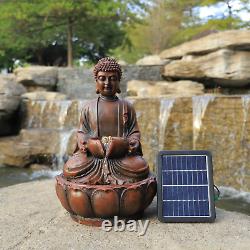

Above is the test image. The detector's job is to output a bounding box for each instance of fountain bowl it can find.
[55,174,157,226]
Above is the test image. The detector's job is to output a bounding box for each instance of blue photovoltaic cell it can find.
[161,155,210,218]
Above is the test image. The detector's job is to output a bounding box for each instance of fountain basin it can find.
[55,174,157,226]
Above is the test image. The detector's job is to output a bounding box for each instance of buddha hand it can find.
[105,137,129,159]
[128,138,140,154]
[87,138,105,159]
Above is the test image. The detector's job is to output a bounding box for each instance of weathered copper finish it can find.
[55,57,157,225]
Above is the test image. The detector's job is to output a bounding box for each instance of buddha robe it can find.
[63,97,149,185]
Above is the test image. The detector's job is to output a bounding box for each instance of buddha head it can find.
[93,57,122,97]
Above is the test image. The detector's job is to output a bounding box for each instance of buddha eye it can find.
[98,76,106,81]
[110,76,117,81]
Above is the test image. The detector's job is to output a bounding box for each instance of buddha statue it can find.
[56,58,156,226]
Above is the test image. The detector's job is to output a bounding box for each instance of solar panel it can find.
[157,150,216,222]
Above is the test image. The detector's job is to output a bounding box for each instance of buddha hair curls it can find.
[93,57,122,81]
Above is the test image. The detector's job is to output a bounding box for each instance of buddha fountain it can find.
[55,58,157,226]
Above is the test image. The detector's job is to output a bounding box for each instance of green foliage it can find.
[113,0,250,63]
[1,0,249,67]
[0,0,144,70]
[113,0,202,61]
[200,0,221,5]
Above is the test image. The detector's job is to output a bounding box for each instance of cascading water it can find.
[24,99,77,169]
[158,98,175,150]
[56,128,76,168]
[55,100,90,168]
[58,100,72,128]
[27,100,35,128]
[27,100,47,128]
[192,95,215,148]
[241,95,250,141]
[56,100,74,168]
[237,95,250,189]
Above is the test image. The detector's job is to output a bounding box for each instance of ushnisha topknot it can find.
[93,57,122,81]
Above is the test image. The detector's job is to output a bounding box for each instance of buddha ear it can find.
[116,82,121,94]
[95,82,100,94]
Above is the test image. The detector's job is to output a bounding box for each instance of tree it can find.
[0,0,145,70]
[113,0,203,60]
[113,0,249,63]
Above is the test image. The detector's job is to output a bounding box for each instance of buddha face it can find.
[96,71,120,97]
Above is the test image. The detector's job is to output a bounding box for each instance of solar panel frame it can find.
[157,150,216,223]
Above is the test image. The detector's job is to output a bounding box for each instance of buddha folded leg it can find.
[108,155,149,184]
[63,152,95,178]
[63,152,149,185]
[121,155,149,176]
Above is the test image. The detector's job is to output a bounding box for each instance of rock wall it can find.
[127,80,204,97]
[12,65,165,99]
[56,68,95,99]
[14,66,58,91]
[160,30,250,88]
[0,95,249,191]
[160,30,250,59]
[0,75,26,135]
[56,65,164,99]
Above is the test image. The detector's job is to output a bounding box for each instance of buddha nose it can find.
[104,77,111,86]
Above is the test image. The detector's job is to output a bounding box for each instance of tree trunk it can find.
[226,0,232,18]
[67,17,73,67]
[226,0,233,29]
[36,49,44,65]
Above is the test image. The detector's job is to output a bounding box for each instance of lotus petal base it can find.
[55,173,157,226]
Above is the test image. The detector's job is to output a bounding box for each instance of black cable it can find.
[214,185,220,201]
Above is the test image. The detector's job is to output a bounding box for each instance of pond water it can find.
[0,166,60,188]
[0,166,249,216]
[215,187,250,216]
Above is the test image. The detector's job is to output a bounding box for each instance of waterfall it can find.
[241,95,250,142]
[24,99,81,169]
[38,101,47,128]
[27,100,35,128]
[58,100,72,129]
[27,100,47,128]
[238,95,250,190]
[159,98,175,150]
[56,128,75,169]
[192,95,215,148]
[56,100,75,168]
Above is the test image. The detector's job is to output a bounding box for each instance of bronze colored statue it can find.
[56,58,156,226]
